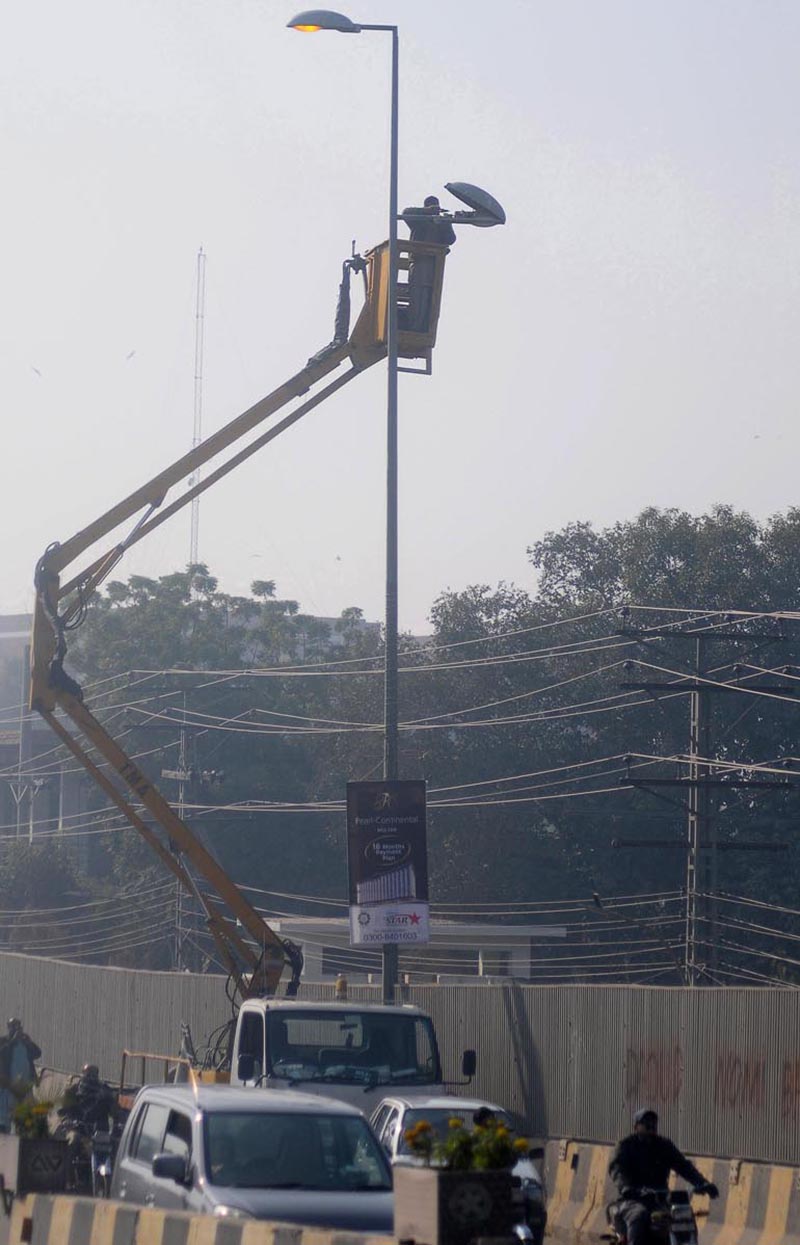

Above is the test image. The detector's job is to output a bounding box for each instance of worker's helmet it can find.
[82,1064,100,1081]
[7,1018,21,1034]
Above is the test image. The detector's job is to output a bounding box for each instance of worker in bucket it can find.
[400,196,456,332]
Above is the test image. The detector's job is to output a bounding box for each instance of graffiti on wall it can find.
[781,1060,800,1120]
[625,1046,769,1113]
[625,1046,683,1104]
[714,1049,766,1111]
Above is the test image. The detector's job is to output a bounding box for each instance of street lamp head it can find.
[287,9,361,32]
[445,181,507,227]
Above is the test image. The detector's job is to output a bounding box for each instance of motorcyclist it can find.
[609,1109,718,1243]
[58,1064,117,1191]
[60,1064,116,1132]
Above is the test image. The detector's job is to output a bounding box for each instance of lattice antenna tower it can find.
[189,247,206,566]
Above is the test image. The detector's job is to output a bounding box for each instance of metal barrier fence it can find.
[1,952,798,1165]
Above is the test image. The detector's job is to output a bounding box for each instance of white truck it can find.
[229,998,476,1116]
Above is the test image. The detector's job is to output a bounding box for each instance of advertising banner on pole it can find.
[346,780,429,946]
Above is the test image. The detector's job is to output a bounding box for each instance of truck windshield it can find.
[265,1010,440,1086]
[205,1111,391,1190]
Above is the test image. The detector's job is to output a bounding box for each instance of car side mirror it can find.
[237,1053,255,1081]
[152,1153,189,1185]
[461,1049,477,1079]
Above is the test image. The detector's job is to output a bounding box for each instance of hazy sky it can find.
[2,1,799,632]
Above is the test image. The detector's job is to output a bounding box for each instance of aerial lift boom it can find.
[29,238,450,1001]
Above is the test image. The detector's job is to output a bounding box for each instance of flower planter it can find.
[0,1134,69,1197]
[394,1165,517,1245]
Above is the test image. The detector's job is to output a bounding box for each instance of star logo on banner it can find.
[409,912,421,925]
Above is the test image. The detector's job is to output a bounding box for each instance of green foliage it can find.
[38,505,800,978]
[421,506,800,958]
[528,505,800,610]
[69,565,382,923]
[0,842,83,910]
[13,1097,56,1138]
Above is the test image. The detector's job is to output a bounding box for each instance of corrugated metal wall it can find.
[410,984,800,1165]
[2,954,798,1164]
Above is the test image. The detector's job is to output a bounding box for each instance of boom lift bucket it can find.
[350,240,449,372]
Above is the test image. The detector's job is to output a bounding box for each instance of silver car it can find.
[370,1095,546,1245]
[110,1084,393,1230]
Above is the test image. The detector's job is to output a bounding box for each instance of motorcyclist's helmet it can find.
[82,1064,100,1081]
[634,1108,658,1131]
[7,1018,21,1036]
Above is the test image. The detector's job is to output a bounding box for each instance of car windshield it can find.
[266,1010,440,1087]
[397,1107,514,1154]
[204,1111,391,1191]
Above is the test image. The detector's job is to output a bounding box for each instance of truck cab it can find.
[230,1000,468,1115]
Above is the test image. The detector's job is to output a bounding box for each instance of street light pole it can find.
[382,24,400,1003]
[383,26,400,786]
[288,11,400,1002]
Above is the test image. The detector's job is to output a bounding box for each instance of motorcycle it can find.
[89,1127,114,1198]
[54,1080,120,1197]
[605,1188,699,1245]
[52,1118,121,1197]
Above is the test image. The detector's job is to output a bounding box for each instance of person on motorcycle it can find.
[60,1064,116,1132]
[58,1064,117,1192]
[609,1109,718,1243]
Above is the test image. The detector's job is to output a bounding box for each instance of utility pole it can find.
[159,700,225,971]
[617,622,797,985]
[162,693,191,970]
[686,635,713,983]
[175,700,188,970]
[189,247,206,568]
[12,645,32,840]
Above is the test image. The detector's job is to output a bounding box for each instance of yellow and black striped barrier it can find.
[9,1194,395,1245]
[9,1160,799,1245]
[543,1140,800,1244]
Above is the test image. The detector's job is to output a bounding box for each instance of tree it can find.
[0,843,94,959]
[419,505,800,976]
[68,568,380,939]
[34,506,800,982]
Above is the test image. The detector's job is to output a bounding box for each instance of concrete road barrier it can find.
[543,1140,800,1244]
[9,1162,799,1245]
[8,1195,394,1245]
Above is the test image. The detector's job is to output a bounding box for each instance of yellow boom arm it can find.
[29,239,448,999]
